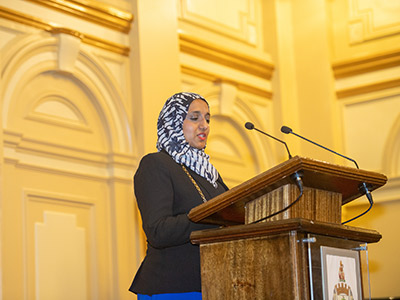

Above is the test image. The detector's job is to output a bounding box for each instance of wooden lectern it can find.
[188,156,387,299]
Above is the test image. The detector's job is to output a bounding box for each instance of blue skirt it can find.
[137,292,202,299]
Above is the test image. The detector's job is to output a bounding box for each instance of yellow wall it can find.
[0,0,399,298]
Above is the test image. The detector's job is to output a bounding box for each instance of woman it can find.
[130,92,229,299]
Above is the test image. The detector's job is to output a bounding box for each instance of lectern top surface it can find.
[188,156,387,225]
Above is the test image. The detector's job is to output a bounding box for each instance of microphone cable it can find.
[342,183,373,225]
[341,202,373,225]
[250,172,304,224]
[281,125,374,225]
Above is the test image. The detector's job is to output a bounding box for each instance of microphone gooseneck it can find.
[280,125,374,224]
[245,122,292,159]
[281,126,359,167]
[245,122,303,223]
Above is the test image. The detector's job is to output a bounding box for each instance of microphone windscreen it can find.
[281,126,292,134]
[245,122,255,130]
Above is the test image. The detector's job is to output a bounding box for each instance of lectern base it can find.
[191,219,381,300]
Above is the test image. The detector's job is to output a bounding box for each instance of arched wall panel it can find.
[0,12,138,300]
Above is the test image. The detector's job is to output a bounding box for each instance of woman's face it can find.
[183,99,210,149]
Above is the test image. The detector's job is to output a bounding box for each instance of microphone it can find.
[245,121,304,223]
[281,125,373,224]
[281,126,361,167]
[245,122,292,160]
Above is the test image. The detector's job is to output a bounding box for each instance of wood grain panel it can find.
[199,232,309,300]
[245,184,342,224]
[193,219,381,299]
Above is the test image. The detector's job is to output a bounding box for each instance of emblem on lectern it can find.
[321,246,362,300]
[332,260,354,300]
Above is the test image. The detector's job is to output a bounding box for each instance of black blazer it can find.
[129,151,228,295]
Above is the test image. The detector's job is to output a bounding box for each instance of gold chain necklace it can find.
[181,165,207,203]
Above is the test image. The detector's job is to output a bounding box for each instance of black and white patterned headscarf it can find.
[156,92,218,187]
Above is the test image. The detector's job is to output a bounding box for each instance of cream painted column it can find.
[290,0,338,162]
[268,0,338,162]
[262,0,302,155]
[130,0,182,157]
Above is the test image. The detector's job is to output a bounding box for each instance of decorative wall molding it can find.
[27,96,89,131]
[0,30,134,156]
[4,129,107,165]
[348,0,400,44]
[382,115,400,177]
[3,129,136,181]
[336,78,400,99]
[4,129,136,166]
[35,211,87,299]
[179,33,274,80]
[178,0,259,45]
[181,64,272,99]
[24,188,95,207]
[0,6,130,56]
[332,49,400,79]
[0,5,51,30]
[23,189,95,299]
[26,0,133,33]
